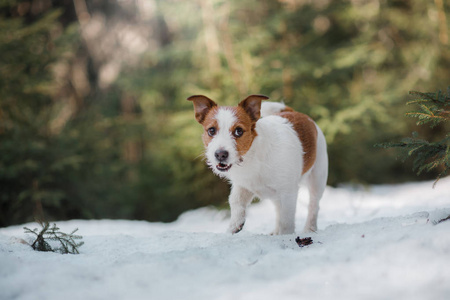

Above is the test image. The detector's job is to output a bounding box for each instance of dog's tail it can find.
[260,101,294,118]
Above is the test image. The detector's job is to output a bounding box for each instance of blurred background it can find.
[0,0,448,227]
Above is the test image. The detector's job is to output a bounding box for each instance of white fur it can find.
[260,101,288,118]
[206,103,328,235]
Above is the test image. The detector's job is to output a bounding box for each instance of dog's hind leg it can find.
[228,185,254,234]
[304,127,328,233]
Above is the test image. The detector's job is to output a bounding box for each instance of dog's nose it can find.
[215,149,229,162]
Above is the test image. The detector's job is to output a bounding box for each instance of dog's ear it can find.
[238,95,269,122]
[187,95,218,124]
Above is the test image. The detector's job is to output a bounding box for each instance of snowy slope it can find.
[1,178,450,300]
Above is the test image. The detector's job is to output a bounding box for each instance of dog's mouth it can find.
[216,163,232,172]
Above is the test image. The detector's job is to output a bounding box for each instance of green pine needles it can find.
[24,220,84,254]
[406,89,450,127]
[377,88,450,186]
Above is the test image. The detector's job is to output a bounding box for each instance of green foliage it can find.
[0,4,77,226]
[377,88,450,186]
[406,88,450,127]
[0,2,139,226]
[24,220,84,254]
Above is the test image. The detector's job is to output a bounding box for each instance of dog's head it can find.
[187,95,269,175]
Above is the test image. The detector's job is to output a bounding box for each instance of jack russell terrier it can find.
[187,95,328,235]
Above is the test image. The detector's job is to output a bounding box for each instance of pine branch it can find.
[408,91,438,102]
[406,89,450,127]
[378,134,449,185]
[24,222,53,252]
[24,220,84,254]
[376,87,450,186]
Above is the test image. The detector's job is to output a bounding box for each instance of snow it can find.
[1,177,450,300]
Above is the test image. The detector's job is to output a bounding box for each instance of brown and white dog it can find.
[188,95,328,235]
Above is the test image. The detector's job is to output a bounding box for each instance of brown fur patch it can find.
[238,95,268,121]
[201,107,219,147]
[233,106,258,157]
[187,95,217,124]
[278,111,318,174]
[281,106,294,112]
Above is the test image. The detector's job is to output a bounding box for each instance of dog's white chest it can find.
[229,168,277,199]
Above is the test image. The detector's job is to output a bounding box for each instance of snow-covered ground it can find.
[1,177,450,300]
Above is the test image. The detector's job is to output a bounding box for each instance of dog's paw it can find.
[228,221,245,234]
[302,225,317,233]
[271,224,295,235]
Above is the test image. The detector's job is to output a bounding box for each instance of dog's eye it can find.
[233,127,244,138]
[207,127,216,137]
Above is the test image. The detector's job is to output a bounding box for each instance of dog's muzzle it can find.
[215,149,232,172]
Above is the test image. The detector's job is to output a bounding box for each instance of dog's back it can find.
[255,101,328,232]
[260,101,293,117]
[261,102,320,175]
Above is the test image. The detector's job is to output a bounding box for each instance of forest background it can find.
[0,0,448,227]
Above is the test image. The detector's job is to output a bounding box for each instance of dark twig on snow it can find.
[295,236,313,247]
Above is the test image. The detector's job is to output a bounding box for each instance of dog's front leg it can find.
[228,185,254,234]
[272,190,298,235]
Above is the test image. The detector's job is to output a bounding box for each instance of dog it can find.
[187,95,328,235]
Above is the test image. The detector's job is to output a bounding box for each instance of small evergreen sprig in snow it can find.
[24,220,84,254]
[376,88,450,187]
